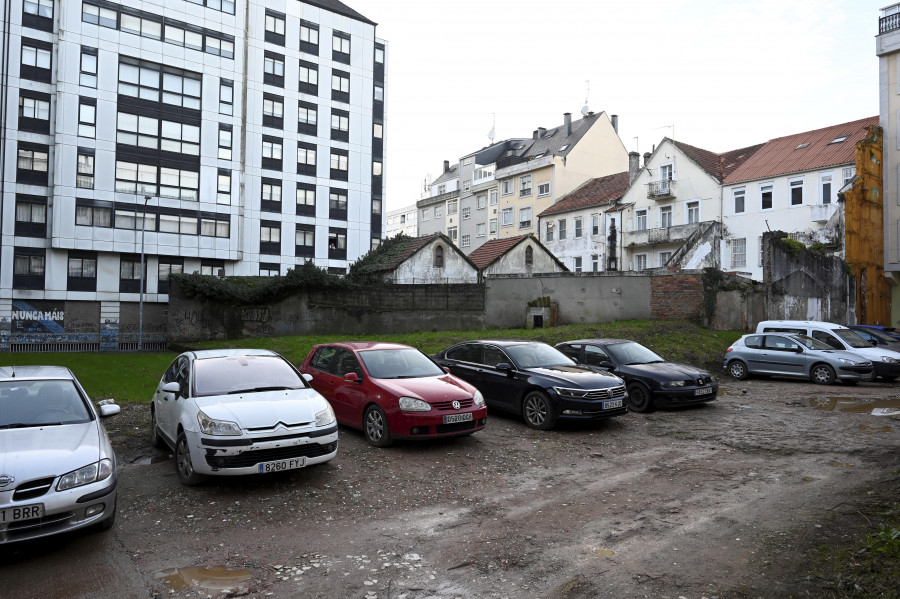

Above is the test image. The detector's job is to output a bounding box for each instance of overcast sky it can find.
[348,0,885,211]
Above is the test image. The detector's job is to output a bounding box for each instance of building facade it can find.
[0,0,386,349]
[385,203,417,238]
[878,3,900,325]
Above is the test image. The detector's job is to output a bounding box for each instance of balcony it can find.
[647,180,676,200]
[810,203,838,223]
[627,222,701,247]
[881,5,900,34]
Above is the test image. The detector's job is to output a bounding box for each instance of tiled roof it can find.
[723,116,878,185]
[303,0,376,25]
[432,164,458,185]
[377,233,442,272]
[672,140,765,182]
[467,235,529,270]
[521,112,606,159]
[538,172,630,217]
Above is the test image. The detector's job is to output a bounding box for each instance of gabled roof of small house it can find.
[432,163,459,185]
[467,234,568,272]
[723,116,878,185]
[538,171,630,218]
[671,139,765,182]
[350,233,477,277]
[304,0,376,25]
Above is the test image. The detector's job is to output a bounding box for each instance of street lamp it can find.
[138,195,154,351]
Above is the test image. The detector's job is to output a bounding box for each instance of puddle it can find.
[858,424,892,433]
[801,476,817,482]
[135,454,171,465]
[804,396,900,416]
[593,549,616,558]
[154,566,251,593]
[828,462,856,469]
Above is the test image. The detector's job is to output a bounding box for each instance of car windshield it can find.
[194,355,306,397]
[505,344,575,369]
[834,329,873,349]
[789,335,833,351]
[605,341,665,365]
[359,348,444,379]
[0,379,91,428]
[859,328,896,343]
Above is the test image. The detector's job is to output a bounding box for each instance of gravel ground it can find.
[2,377,899,599]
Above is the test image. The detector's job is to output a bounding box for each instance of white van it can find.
[755,320,900,381]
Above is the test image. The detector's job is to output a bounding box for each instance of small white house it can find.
[366,233,478,284]
[467,234,567,279]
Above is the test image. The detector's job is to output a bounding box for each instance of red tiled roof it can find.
[538,172,630,217]
[673,140,765,182]
[467,235,529,270]
[723,116,878,185]
[378,233,442,271]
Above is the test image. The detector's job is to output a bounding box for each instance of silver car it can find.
[0,366,120,543]
[724,333,875,384]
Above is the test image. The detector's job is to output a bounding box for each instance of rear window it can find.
[743,335,763,349]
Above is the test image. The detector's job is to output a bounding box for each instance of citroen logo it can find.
[0,474,14,487]
[452,400,461,410]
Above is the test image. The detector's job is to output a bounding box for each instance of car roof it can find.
[317,341,413,351]
[560,338,633,345]
[462,340,549,347]
[188,348,279,359]
[0,365,75,381]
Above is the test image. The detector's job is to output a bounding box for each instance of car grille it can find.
[12,477,55,501]
[582,385,626,400]
[435,420,477,434]
[205,442,337,469]
[695,376,713,385]
[3,511,74,541]
[431,398,474,411]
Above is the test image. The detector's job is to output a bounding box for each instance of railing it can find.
[881,11,900,34]
[647,180,676,199]
[10,342,100,352]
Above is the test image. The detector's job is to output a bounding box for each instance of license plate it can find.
[443,412,473,424]
[0,503,43,523]
[695,387,714,396]
[603,399,623,410]
[258,457,307,474]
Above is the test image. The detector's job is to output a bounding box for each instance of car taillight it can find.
[726,347,733,353]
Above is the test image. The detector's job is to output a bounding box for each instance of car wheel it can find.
[810,363,836,385]
[626,382,654,413]
[175,431,207,486]
[93,498,116,532]
[728,360,749,380]
[522,390,557,430]
[150,407,166,449]
[364,405,394,448]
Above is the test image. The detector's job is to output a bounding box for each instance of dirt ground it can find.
[2,377,899,599]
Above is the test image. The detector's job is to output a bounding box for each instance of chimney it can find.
[643,152,651,168]
[629,152,640,183]
[443,160,450,173]
[537,127,546,138]
[564,112,572,136]
[610,114,618,133]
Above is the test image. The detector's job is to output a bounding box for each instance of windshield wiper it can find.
[0,422,32,429]
[228,386,293,394]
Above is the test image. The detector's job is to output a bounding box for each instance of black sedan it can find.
[555,339,717,413]
[432,340,627,430]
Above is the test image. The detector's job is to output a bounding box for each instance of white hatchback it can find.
[150,349,338,485]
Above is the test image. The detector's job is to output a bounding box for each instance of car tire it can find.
[150,407,166,449]
[93,498,116,532]
[626,382,654,413]
[364,405,394,448]
[522,390,557,430]
[175,431,207,486]
[728,360,749,380]
[810,363,836,385]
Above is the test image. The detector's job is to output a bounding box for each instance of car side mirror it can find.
[443,367,451,374]
[343,372,360,383]
[599,361,614,369]
[870,340,878,347]
[162,381,180,395]
[302,373,313,382]
[791,347,804,353]
[496,362,513,374]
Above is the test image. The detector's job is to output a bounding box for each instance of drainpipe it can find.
[0,0,11,277]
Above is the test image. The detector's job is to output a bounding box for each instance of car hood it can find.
[376,375,475,403]
[0,422,101,481]
[620,361,710,381]
[194,388,329,428]
[809,349,874,363]
[524,365,623,387]
[842,346,900,361]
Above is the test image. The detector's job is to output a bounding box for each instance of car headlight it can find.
[315,403,336,427]
[57,459,113,491]
[839,358,868,366]
[197,410,242,436]
[881,356,898,363]
[473,390,485,406]
[399,397,431,412]
[553,387,590,399]
[660,380,686,388]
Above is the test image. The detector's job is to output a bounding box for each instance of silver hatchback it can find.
[0,366,120,543]
[724,333,875,384]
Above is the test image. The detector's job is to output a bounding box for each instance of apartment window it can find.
[330,149,348,180]
[842,167,855,185]
[262,136,283,171]
[591,254,599,272]
[14,195,46,237]
[421,208,430,221]
[76,150,94,189]
[448,199,458,215]
[573,257,583,273]
[461,207,471,220]
[219,79,233,115]
[559,219,569,241]
[218,125,232,160]
[375,47,385,64]
[501,207,514,227]
[119,254,145,293]
[592,214,600,236]
[660,206,672,228]
[635,209,647,231]
[17,143,49,186]
[67,251,98,292]
[519,206,532,229]
[374,122,383,139]
[260,179,282,213]
[489,218,498,235]
[332,70,350,103]
[295,225,315,257]
[260,221,281,255]
[80,47,97,87]
[476,194,487,209]
[660,163,673,181]
[329,189,348,219]
[758,236,764,267]
[299,20,319,55]
[296,183,315,216]
[821,174,832,204]
[200,259,225,276]
[200,217,229,238]
[447,226,458,242]
[374,85,384,102]
[216,170,231,205]
[264,11,286,45]
[761,184,773,210]
[686,201,700,224]
[462,234,471,248]
[635,254,647,271]
[574,216,583,238]
[372,197,382,215]
[118,58,201,110]
[328,228,347,259]
[114,207,155,231]
[733,188,745,214]
[296,142,317,176]
[299,60,318,96]
[331,109,349,142]
[23,0,54,21]
[21,39,51,82]
[546,223,554,242]
[490,190,498,205]
[659,251,672,267]
[263,93,284,129]
[332,32,351,64]
[538,182,550,197]
[435,205,443,218]
[373,161,382,177]
[264,51,285,87]
[790,179,803,206]
[731,238,747,269]
[434,245,444,268]
[476,223,486,237]
[118,113,200,155]
[14,247,46,290]
[158,213,196,235]
[18,91,50,134]
[75,202,111,227]
[519,174,532,197]
[501,179,514,196]
[463,180,471,192]
[437,184,446,195]
[157,257,183,294]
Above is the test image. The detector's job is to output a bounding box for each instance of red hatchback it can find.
[299,342,488,447]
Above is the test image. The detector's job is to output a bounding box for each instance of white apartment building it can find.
[385,203,417,238]
[0,0,386,349]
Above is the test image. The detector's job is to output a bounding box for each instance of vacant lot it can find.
[2,374,898,599]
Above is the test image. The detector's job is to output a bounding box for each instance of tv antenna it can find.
[487,113,495,144]
[581,80,590,116]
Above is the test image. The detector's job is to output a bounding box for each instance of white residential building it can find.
[385,203,417,238]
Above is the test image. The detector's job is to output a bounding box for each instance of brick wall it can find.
[650,272,705,320]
